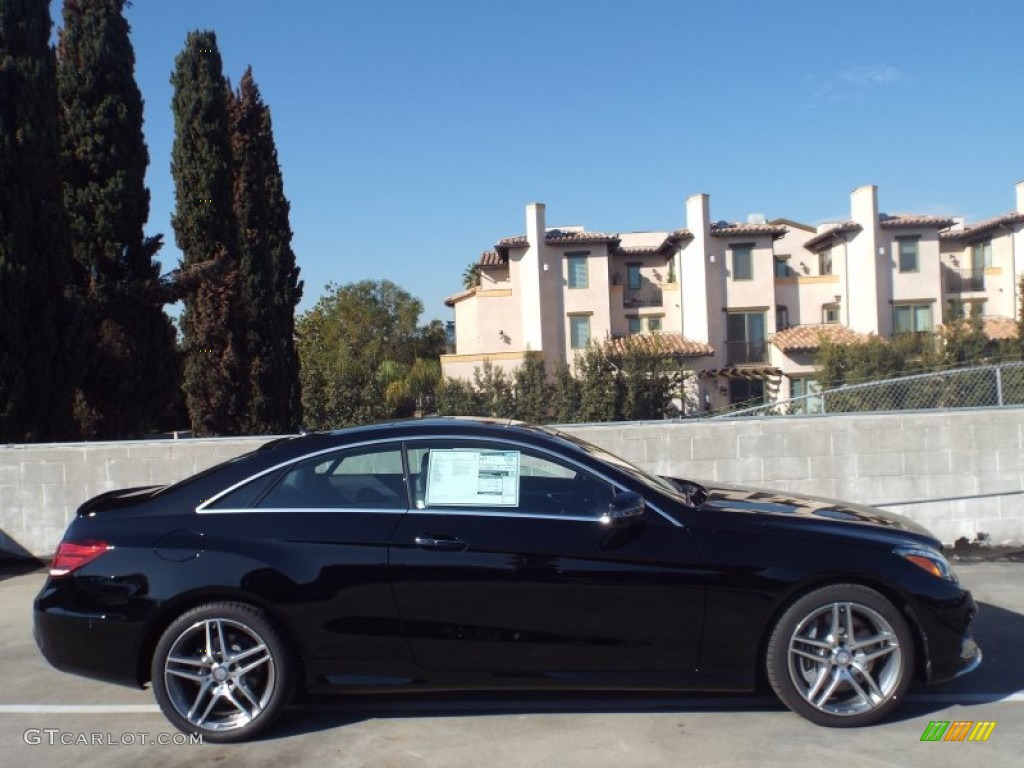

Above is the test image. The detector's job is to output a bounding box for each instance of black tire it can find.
[765,584,914,727]
[151,601,295,743]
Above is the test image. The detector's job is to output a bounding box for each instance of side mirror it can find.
[601,491,647,526]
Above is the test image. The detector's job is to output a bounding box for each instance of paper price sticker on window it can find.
[425,450,520,506]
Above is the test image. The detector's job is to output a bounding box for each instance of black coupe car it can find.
[34,418,980,742]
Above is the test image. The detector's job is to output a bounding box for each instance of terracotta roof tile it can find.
[939,316,1019,342]
[443,288,476,307]
[940,212,1024,241]
[606,332,714,358]
[771,324,868,353]
[982,316,1020,341]
[804,222,862,251]
[478,250,506,266]
[496,231,621,249]
[670,228,694,240]
[709,222,787,238]
[879,214,957,229]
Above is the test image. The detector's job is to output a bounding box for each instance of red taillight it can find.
[49,540,112,577]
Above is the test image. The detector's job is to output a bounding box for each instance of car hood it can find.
[693,482,937,541]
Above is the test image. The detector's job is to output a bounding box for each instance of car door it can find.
[195,440,413,682]
[388,437,705,679]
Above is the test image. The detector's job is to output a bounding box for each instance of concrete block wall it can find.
[0,436,268,559]
[568,408,1024,547]
[2,408,1022,559]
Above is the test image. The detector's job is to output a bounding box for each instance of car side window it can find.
[255,444,406,510]
[407,440,614,519]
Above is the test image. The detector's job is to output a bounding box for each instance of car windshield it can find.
[542,426,701,505]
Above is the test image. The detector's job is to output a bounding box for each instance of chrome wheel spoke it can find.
[187,679,216,723]
[795,636,832,651]
[844,669,872,704]
[166,666,206,682]
[215,620,228,659]
[222,686,252,721]
[854,663,885,701]
[238,650,272,676]
[792,647,828,663]
[859,643,898,663]
[229,642,267,664]
[849,632,888,651]
[813,668,843,708]
[235,678,263,712]
[805,665,831,703]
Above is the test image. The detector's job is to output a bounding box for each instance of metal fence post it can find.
[996,364,1004,407]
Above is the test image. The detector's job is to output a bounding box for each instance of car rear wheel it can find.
[766,584,914,727]
[151,601,294,743]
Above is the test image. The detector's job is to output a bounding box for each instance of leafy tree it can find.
[171,30,244,435]
[296,280,445,429]
[473,360,513,418]
[435,376,481,417]
[229,67,303,434]
[462,261,481,290]
[615,338,682,420]
[58,0,179,438]
[552,362,580,423]
[574,342,620,422]
[512,354,550,422]
[0,0,79,441]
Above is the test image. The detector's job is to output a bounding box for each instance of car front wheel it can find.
[151,601,294,743]
[766,584,914,727]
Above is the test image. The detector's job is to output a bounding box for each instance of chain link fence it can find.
[714,361,1024,419]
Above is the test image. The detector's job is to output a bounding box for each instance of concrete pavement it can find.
[1,561,1022,767]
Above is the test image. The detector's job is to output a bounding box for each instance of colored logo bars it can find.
[920,721,997,742]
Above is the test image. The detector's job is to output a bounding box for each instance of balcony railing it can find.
[726,340,769,365]
[943,267,985,293]
[623,289,663,308]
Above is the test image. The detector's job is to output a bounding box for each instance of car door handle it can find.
[414,534,468,551]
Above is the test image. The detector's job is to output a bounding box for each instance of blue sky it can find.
[53,0,1024,321]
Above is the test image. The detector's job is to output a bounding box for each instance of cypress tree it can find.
[58,0,179,438]
[229,67,302,434]
[0,0,77,442]
[171,30,244,436]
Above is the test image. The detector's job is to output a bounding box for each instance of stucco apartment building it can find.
[441,182,1024,413]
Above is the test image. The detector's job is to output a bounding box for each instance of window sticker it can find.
[425,449,520,507]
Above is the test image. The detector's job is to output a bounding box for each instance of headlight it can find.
[895,546,957,582]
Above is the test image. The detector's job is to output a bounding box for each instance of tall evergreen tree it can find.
[0,0,77,441]
[229,67,302,434]
[58,0,179,438]
[171,30,244,436]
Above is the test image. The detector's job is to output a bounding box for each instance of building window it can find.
[626,263,642,290]
[627,316,642,334]
[647,316,662,332]
[729,378,764,406]
[790,378,823,414]
[732,245,753,280]
[822,304,840,324]
[893,303,932,334]
[897,237,919,273]
[776,305,789,330]
[569,315,591,349]
[567,253,588,289]
[774,255,791,278]
[945,299,986,321]
[819,248,833,276]
[972,240,992,270]
[726,311,766,364]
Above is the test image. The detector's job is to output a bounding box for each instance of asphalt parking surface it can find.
[2,560,1022,767]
